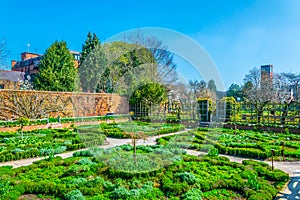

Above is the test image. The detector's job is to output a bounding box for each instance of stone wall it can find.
[0,89,129,120]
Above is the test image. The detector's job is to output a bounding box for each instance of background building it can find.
[11,51,80,75]
[261,64,273,80]
[0,70,24,89]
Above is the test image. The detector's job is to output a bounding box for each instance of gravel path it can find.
[0,129,299,199]
[0,130,187,168]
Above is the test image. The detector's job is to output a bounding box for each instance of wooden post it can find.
[281,142,285,161]
[271,149,274,171]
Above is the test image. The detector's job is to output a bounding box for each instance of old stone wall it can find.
[0,89,129,120]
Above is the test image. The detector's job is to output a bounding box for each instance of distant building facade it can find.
[0,70,25,89]
[261,64,273,80]
[11,51,80,75]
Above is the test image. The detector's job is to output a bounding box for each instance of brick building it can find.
[11,51,80,75]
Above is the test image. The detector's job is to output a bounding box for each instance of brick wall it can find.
[0,80,21,90]
[0,90,129,120]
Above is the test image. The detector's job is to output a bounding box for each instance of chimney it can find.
[11,60,17,69]
[21,52,39,61]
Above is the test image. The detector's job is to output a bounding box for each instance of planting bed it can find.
[0,121,185,162]
[158,128,300,160]
[97,121,185,138]
[0,145,288,200]
[0,128,105,162]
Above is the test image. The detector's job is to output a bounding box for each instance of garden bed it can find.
[0,145,289,200]
[224,124,300,134]
[157,128,300,160]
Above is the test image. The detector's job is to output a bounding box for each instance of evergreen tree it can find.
[79,32,106,92]
[33,41,76,91]
[227,83,243,100]
[208,79,217,93]
[80,32,99,64]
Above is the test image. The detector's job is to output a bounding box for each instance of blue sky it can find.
[1,0,300,90]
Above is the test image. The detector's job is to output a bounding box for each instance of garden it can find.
[0,144,289,200]
[0,121,185,162]
[0,120,295,199]
[157,127,300,160]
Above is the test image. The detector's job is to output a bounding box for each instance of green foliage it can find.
[101,41,155,94]
[207,79,217,93]
[17,117,30,127]
[64,189,85,200]
[182,188,203,200]
[77,158,95,166]
[0,128,105,162]
[227,83,243,100]
[175,172,197,185]
[33,41,76,91]
[0,146,288,200]
[130,82,166,106]
[79,32,107,92]
[207,147,219,157]
[0,179,11,197]
[247,174,260,191]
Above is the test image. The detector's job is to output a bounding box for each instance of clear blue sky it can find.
[1,0,300,90]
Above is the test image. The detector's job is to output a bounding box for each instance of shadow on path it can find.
[275,172,300,200]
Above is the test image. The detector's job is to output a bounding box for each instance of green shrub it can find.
[77,158,94,166]
[64,189,85,200]
[182,188,203,200]
[110,187,131,199]
[70,178,87,186]
[176,172,197,185]
[207,148,219,157]
[0,180,11,197]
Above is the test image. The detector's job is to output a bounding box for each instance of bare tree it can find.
[282,72,300,102]
[244,67,261,89]
[124,32,178,85]
[243,67,292,123]
[0,91,72,120]
[124,131,147,165]
[243,67,274,123]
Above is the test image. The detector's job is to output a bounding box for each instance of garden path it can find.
[0,129,299,199]
[0,118,128,132]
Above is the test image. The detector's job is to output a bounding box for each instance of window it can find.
[0,84,4,89]
[74,54,80,60]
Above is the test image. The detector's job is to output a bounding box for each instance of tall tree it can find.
[80,32,98,64]
[124,32,177,86]
[33,41,76,91]
[227,83,242,100]
[282,72,300,101]
[129,82,166,117]
[79,32,107,92]
[207,79,217,93]
[244,67,261,90]
[101,41,154,94]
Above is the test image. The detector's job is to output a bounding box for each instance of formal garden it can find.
[0,145,289,200]
[0,30,299,199]
[0,121,185,162]
[157,128,300,160]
